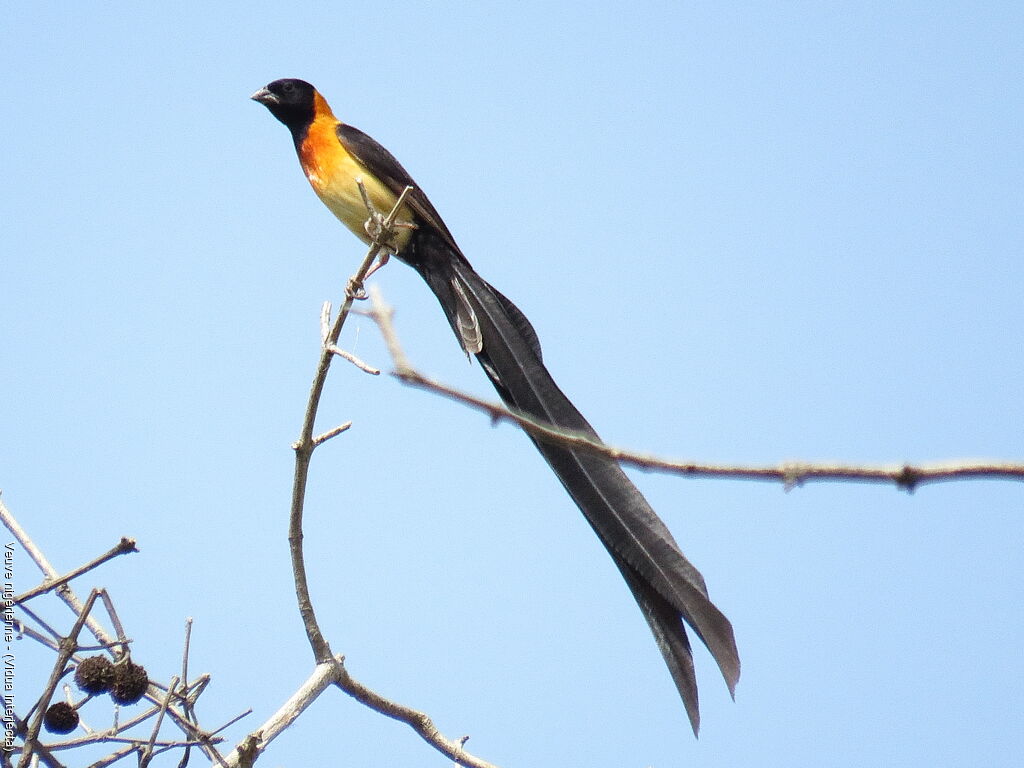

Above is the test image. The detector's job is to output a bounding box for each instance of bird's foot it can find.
[363,216,416,253]
[345,277,367,300]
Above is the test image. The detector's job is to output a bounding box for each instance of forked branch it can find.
[272,186,499,768]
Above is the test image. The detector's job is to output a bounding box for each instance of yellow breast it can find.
[299,118,411,248]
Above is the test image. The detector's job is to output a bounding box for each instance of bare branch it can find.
[282,188,500,767]
[1,500,120,649]
[223,660,337,766]
[180,618,193,710]
[224,657,499,768]
[311,421,353,447]
[287,187,417,664]
[4,505,231,767]
[365,290,1024,493]
[15,538,137,605]
[332,661,499,768]
[319,301,332,343]
[19,590,101,767]
[139,677,180,768]
[325,344,380,375]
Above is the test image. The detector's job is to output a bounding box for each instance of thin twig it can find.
[319,301,332,344]
[1,502,118,650]
[44,702,212,750]
[332,661,499,768]
[365,290,1024,493]
[312,422,353,446]
[139,676,179,768]
[96,592,128,649]
[6,506,223,766]
[208,709,253,739]
[84,744,136,767]
[19,590,101,768]
[223,660,337,766]
[224,657,499,768]
[325,343,381,375]
[14,538,137,605]
[177,619,198,767]
[180,619,193,709]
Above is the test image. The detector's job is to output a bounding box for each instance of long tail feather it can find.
[408,234,739,734]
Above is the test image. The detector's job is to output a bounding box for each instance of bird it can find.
[252,78,739,735]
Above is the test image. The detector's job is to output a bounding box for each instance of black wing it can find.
[336,122,463,257]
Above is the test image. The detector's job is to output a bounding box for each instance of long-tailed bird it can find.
[253,78,739,734]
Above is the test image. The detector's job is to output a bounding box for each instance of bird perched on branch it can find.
[252,78,739,735]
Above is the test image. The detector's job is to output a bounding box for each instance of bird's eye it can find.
[282,82,295,93]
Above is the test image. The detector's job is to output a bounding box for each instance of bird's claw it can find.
[346,277,368,300]
[363,214,395,251]
[363,214,417,252]
[346,253,391,301]
[363,252,390,280]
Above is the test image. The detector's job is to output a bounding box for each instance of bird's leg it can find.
[362,251,391,280]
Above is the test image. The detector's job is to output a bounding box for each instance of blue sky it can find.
[3,2,1022,766]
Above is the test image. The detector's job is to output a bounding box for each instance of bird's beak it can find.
[251,87,278,106]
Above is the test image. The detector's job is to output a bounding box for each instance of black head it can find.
[251,78,318,132]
